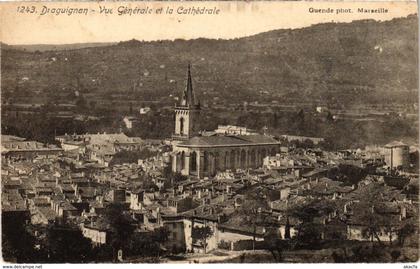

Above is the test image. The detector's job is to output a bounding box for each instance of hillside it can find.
[1,42,116,52]
[1,15,418,108]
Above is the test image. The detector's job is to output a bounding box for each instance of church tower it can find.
[173,64,201,141]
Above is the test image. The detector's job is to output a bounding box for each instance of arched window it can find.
[241,150,247,168]
[230,150,236,169]
[261,148,267,157]
[215,152,220,171]
[250,149,256,167]
[190,151,197,172]
[270,148,276,156]
[261,148,267,164]
[225,152,230,169]
[179,117,184,135]
[181,151,185,170]
[203,152,208,172]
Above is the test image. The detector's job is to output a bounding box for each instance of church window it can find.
[230,151,235,169]
[241,150,246,168]
[203,152,208,172]
[180,117,184,135]
[190,151,197,172]
[181,151,185,170]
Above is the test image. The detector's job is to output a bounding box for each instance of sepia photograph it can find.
[0,1,419,265]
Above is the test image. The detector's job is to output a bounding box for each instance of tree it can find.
[356,185,396,245]
[142,179,159,192]
[360,211,385,244]
[152,226,169,257]
[2,212,41,263]
[75,94,87,110]
[127,227,169,258]
[287,200,335,248]
[295,222,323,248]
[264,228,290,262]
[292,139,315,149]
[289,200,335,223]
[397,222,416,246]
[109,149,157,166]
[327,164,367,186]
[239,190,271,251]
[191,226,213,254]
[390,250,401,262]
[171,172,188,183]
[332,245,401,263]
[45,224,94,263]
[104,203,136,260]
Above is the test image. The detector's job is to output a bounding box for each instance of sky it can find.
[0,1,417,45]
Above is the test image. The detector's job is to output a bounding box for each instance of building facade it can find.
[172,64,201,141]
[384,141,409,171]
[171,65,280,178]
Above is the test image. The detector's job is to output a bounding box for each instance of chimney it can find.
[344,203,348,213]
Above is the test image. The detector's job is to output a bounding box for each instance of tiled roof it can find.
[2,140,62,152]
[38,207,57,220]
[1,135,26,142]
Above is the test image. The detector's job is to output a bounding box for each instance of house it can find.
[82,222,109,246]
[129,189,144,210]
[167,196,194,214]
[51,198,79,219]
[139,107,151,114]
[162,215,188,253]
[123,116,140,129]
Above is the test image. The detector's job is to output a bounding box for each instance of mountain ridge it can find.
[1,15,418,108]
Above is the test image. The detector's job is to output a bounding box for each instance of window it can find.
[180,117,184,135]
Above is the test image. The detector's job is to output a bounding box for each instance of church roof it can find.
[177,134,280,148]
[178,64,200,109]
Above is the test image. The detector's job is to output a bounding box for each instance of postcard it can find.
[0,1,418,265]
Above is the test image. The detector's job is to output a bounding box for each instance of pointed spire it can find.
[185,63,195,106]
[180,63,199,108]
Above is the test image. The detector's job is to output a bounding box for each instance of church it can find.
[171,65,281,179]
